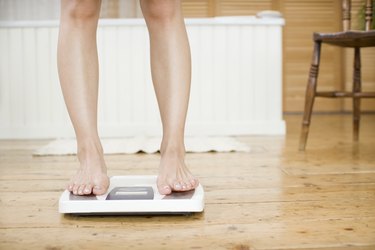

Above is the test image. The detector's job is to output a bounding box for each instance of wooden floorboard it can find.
[0,114,374,250]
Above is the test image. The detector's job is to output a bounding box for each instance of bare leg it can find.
[57,0,109,195]
[140,0,199,195]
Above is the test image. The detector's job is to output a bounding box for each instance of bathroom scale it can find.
[59,175,204,215]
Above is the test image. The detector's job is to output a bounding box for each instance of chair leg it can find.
[353,47,361,141]
[299,41,321,151]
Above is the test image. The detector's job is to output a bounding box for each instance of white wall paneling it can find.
[0,17,285,139]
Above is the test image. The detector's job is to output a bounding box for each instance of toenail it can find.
[175,184,181,190]
[182,185,187,189]
[84,189,90,193]
[163,186,171,190]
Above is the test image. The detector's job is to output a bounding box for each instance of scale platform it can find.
[59,175,204,215]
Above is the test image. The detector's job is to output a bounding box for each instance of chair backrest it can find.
[342,0,373,31]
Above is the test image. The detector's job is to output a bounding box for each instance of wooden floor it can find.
[0,114,374,250]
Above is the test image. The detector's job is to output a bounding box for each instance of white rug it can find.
[33,136,251,156]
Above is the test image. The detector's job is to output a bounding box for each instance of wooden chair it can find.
[299,0,375,151]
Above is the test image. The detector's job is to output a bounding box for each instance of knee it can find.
[141,0,180,24]
[61,0,100,23]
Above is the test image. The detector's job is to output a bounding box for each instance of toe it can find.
[184,181,192,190]
[83,184,92,194]
[72,184,79,195]
[181,181,188,191]
[78,184,85,195]
[173,181,182,191]
[93,185,106,195]
[67,178,75,191]
[190,178,198,188]
[157,182,172,195]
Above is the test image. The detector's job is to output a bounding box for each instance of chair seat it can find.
[314,30,375,47]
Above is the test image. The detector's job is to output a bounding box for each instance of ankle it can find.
[77,137,104,161]
[160,139,185,158]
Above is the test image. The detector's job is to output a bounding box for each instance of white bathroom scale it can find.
[59,175,204,215]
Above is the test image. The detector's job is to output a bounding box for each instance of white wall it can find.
[0,0,60,20]
[0,17,285,139]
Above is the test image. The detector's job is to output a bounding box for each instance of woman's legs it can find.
[58,0,109,195]
[140,0,199,195]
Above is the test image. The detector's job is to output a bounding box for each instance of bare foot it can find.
[157,146,199,195]
[67,140,109,196]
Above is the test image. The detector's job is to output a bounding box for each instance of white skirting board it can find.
[0,17,285,139]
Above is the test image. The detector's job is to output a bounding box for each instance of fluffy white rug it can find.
[33,136,251,155]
